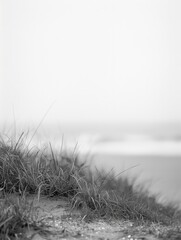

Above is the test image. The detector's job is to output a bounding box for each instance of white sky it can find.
[1,0,181,125]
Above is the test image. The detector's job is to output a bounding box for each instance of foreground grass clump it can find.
[0,134,84,197]
[0,132,181,235]
[0,194,45,240]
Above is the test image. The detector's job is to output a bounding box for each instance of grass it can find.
[0,131,181,239]
[0,194,48,240]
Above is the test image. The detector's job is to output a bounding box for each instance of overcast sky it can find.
[1,0,181,126]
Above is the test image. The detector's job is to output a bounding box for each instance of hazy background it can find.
[1,0,181,207]
[1,0,181,125]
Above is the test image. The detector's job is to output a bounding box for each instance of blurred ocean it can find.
[76,132,181,208]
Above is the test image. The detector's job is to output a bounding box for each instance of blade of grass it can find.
[27,101,55,148]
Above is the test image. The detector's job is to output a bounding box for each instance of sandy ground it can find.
[23,196,161,240]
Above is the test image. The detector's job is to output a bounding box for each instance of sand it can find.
[23,195,161,240]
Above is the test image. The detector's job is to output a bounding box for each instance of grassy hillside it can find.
[0,132,181,239]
